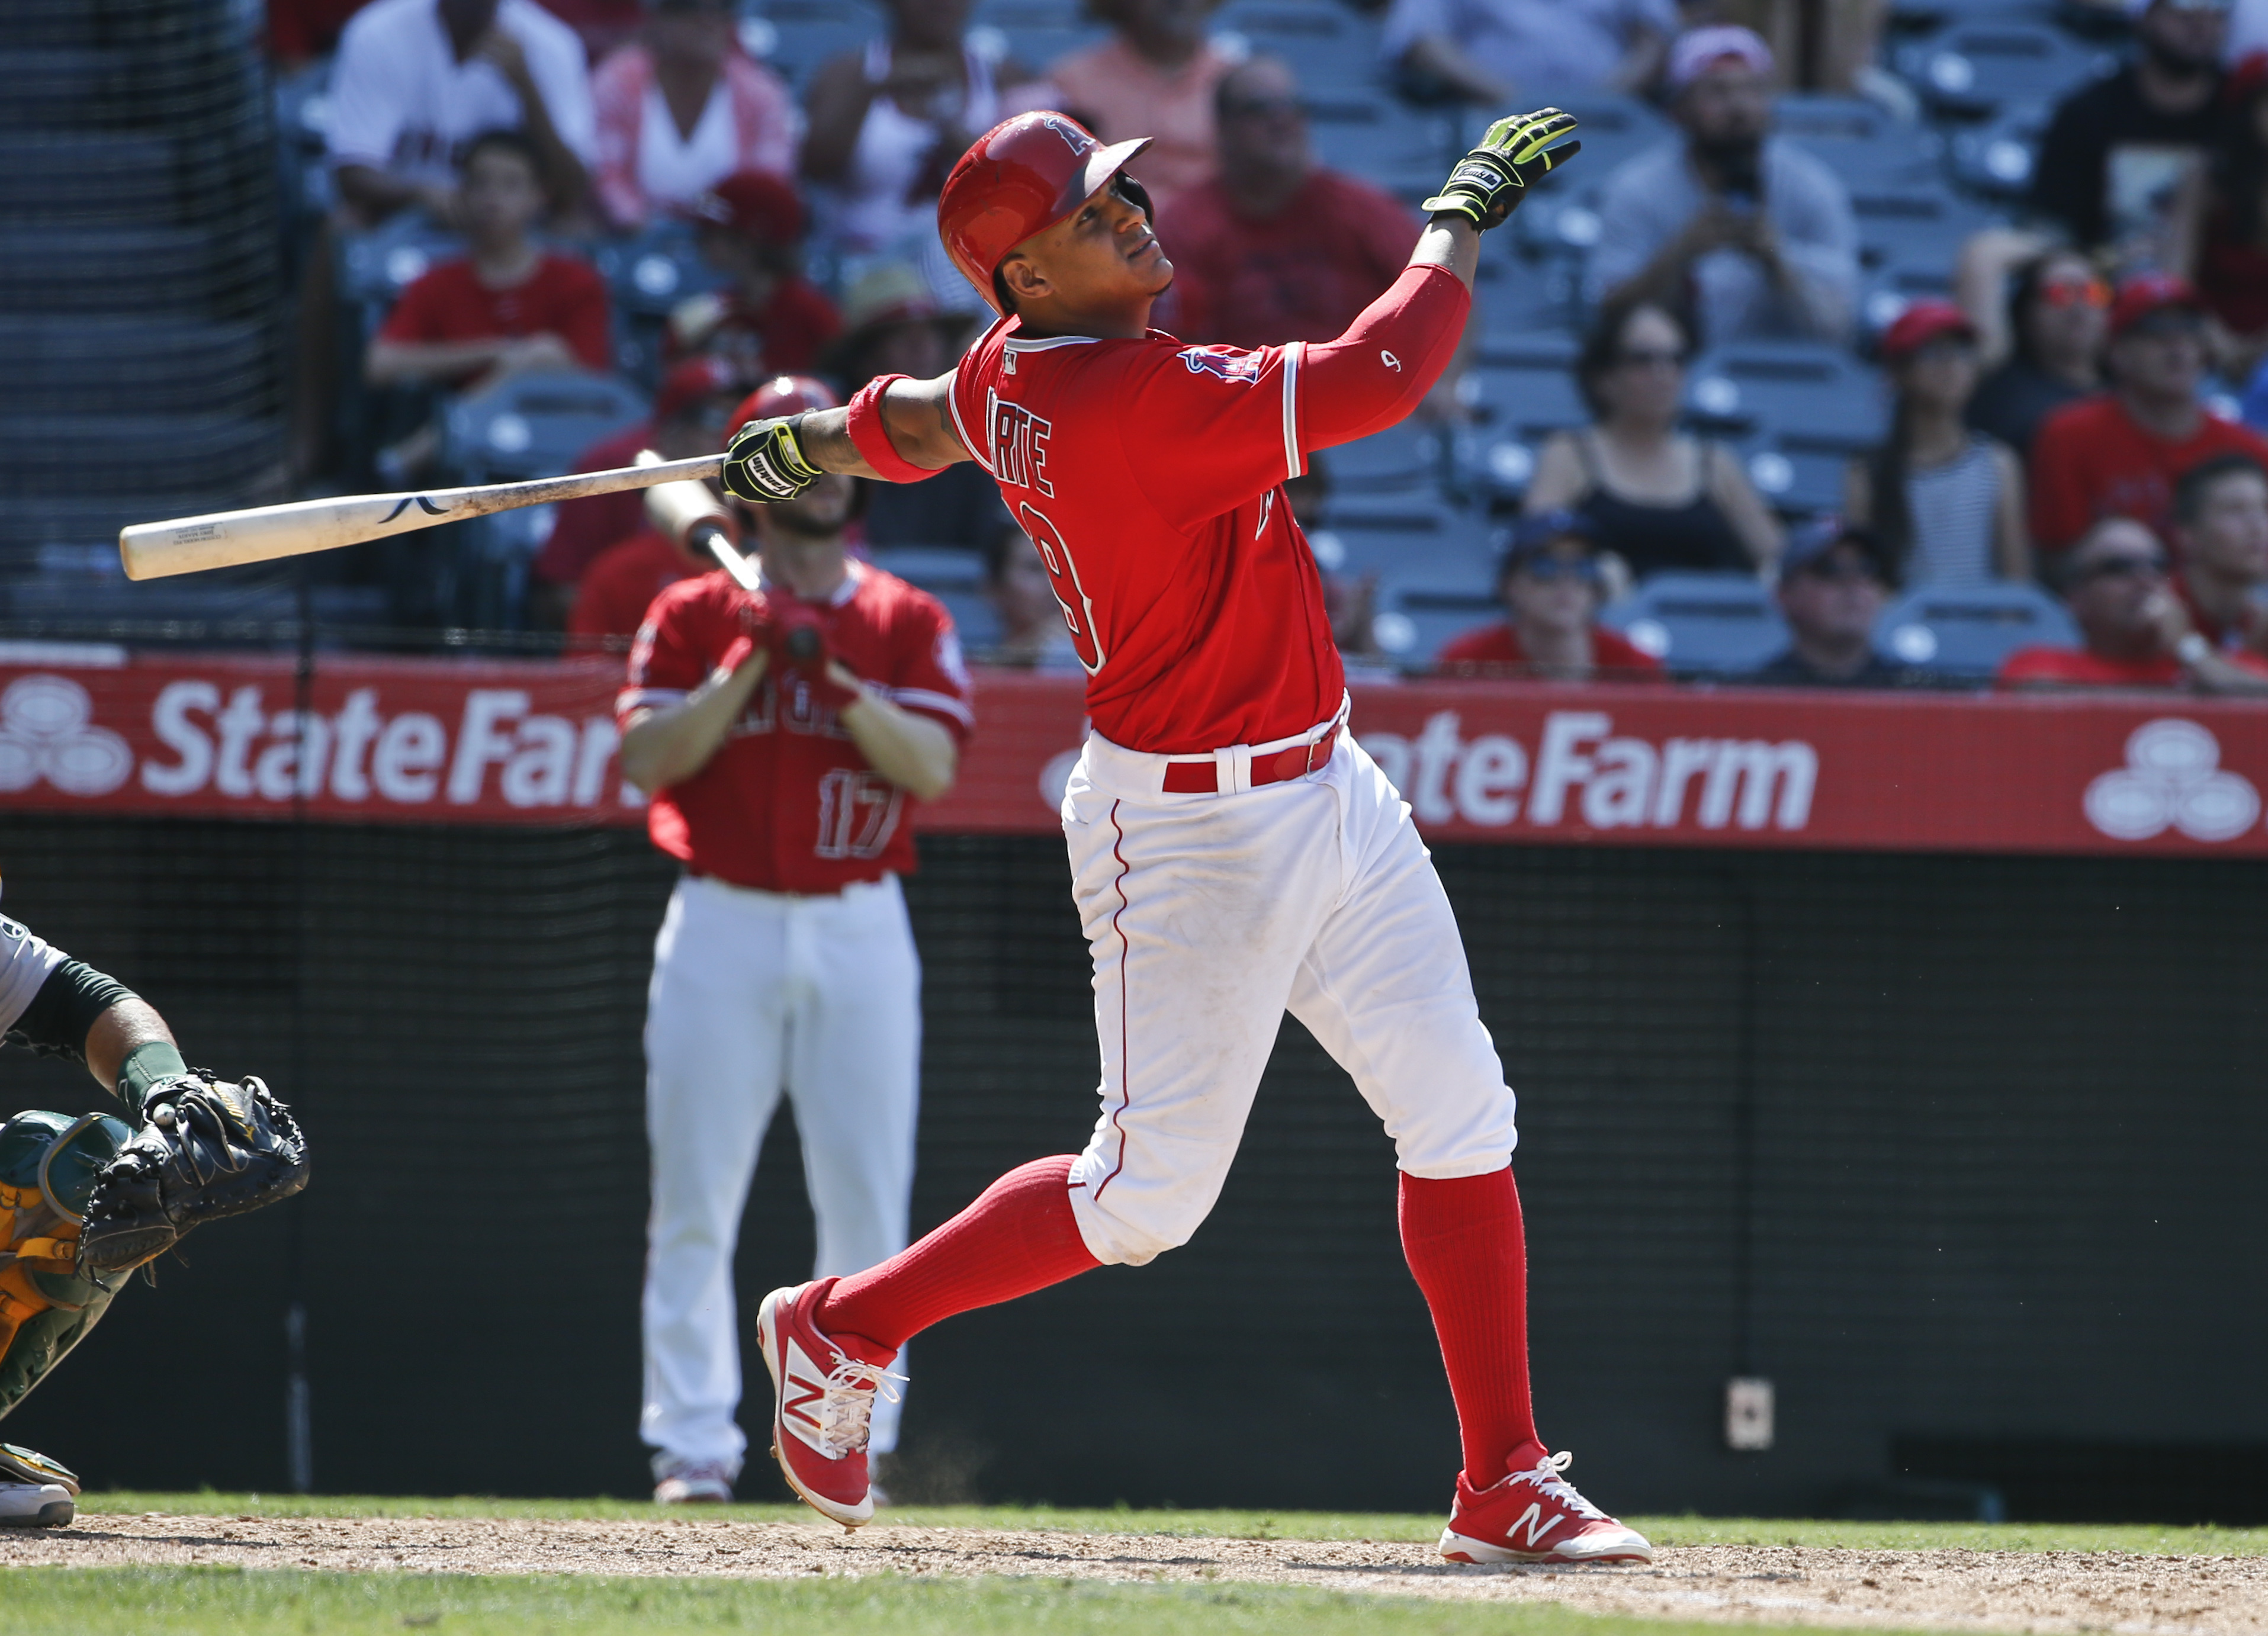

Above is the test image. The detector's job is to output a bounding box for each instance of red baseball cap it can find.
[937,111,1152,316]
[1878,300,1977,363]
[690,170,806,245]
[651,355,747,424]
[728,374,840,435]
[2108,272,2205,339]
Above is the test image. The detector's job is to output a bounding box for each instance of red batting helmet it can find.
[938,112,1154,316]
[727,374,840,435]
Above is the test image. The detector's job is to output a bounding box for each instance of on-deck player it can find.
[718,110,1649,1564]
[618,375,974,1505]
[0,892,306,1526]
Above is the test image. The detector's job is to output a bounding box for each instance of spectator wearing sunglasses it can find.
[1524,298,1782,580]
[1998,514,2268,689]
[1752,519,1913,687]
[2029,274,2268,554]
[1848,303,2031,589]
[1437,512,1667,682]
[1961,248,2109,464]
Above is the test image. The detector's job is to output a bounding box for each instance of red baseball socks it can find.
[1399,1165,1548,1484]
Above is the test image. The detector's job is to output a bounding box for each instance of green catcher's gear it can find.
[1421,108,1582,230]
[77,1073,309,1274]
[0,1110,134,1425]
[0,1444,78,1527]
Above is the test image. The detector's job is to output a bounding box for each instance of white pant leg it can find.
[640,877,791,1477]
[1286,738,1518,1177]
[783,875,921,1455]
[1061,751,1343,1267]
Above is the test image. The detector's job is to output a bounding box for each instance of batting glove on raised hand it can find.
[722,414,824,504]
[1422,107,1581,231]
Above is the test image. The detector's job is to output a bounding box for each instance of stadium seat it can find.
[1893,20,2118,118]
[866,547,990,595]
[1305,93,1459,196]
[1775,94,1942,187]
[930,587,1004,653]
[1872,581,2079,678]
[0,316,268,415]
[590,220,725,320]
[1736,433,1849,518]
[1598,571,1790,674]
[336,213,466,315]
[1323,420,1445,493]
[1370,578,1499,667]
[1305,495,1492,583]
[1948,101,2051,199]
[1851,183,2002,282]
[741,0,888,89]
[1684,341,1888,452]
[1216,1,1384,89]
[1512,182,1610,263]
[441,370,651,484]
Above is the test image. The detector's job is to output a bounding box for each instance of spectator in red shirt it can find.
[1158,56,1425,352]
[2028,273,2268,555]
[532,353,751,619]
[1999,515,2268,692]
[665,171,842,375]
[2170,451,2268,651]
[1437,511,1668,682]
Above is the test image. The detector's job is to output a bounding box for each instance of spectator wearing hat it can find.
[667,171,842,375]
[531,354,751,619]
[1999,513,2268,689]
[2029,274,2268,553]
[326,0,596,226]
[1383,0,1672,104]
[2169,451,2268,650]
[1752,520,1912,686]
[590,0,799,232]
[1587,27,1857,346]
[1525,297,1783,579]
[1958,246,2109,463]
[2030,0,2229,259]
[1006,0,1242,221]
[1158,58,1432,353]
[830,265,1007,554]
[1437,512,1668,681]
[1847,302,2031,589]
[2166,52,2268,374]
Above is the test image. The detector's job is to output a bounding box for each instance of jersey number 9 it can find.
[1018,502,1105,676]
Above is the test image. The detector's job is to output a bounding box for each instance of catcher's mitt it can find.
[76,1073,309,1274]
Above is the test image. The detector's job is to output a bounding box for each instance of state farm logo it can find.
[0,674,131,796]
[2084,719,2260,843]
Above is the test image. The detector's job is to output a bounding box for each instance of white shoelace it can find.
[812,1355,908,1459]
[1510,1450,1611,1522]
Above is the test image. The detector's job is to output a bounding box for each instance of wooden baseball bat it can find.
[117,454,726,581]
[635,448,769,594]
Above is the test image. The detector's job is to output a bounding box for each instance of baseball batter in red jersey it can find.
[718,111,1649,1564]
[617,376,972,1505]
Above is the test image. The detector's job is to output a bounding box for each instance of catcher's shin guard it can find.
[0,1111,134,1423]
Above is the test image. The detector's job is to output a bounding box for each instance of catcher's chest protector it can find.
[0,1111,131,1418]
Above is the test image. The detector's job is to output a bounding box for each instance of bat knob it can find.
[784,626,823,663]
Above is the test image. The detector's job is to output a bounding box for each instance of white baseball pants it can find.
[1061,723,1518,1267]
[640,872,919,1477]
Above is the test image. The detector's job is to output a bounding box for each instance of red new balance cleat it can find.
[1439,1449,1653,1565]
[756,1280,903,1528]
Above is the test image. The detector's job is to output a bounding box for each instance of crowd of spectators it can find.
[256,0,2268,696]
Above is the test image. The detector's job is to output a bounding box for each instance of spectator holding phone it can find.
[1587,27,1857,346]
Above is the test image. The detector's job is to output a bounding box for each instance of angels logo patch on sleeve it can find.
[1177,348,1265,384]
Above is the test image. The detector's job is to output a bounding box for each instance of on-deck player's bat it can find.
[117,454,725,581]
[637,449,822,661]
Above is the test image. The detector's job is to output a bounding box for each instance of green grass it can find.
[0,1567,1893,1636]
[70,1492,2268,1555]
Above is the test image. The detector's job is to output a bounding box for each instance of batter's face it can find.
[998,179,1171,333]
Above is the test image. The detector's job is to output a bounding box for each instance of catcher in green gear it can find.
[0,898,307,1526]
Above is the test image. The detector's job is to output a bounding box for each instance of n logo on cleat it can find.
[782,1339,830,1449]
[1508,1503,1562,1548]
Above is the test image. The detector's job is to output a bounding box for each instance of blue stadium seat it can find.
[1851,182,2002,282]
[1599,571,1790,674]
[1323,420,1445,493]
[1216,1,1384,89]
[741,0,887,89]
[336,212,466,316]
[1370,578,1499,667]
[1511,182,1609,263]
[1948,101,2051,200]
[1775,94,1943,187]
[931,587,1004,653]
[866,547,990,595]
[1684,341,1888,452]
[1305,92,1459,196]
[1736,433,1848,517]
[1873,581,2079,678]
[441,370,651,484]
[1305,495,1492,583]
[1894,20,2118,118]
[590,220,726,320]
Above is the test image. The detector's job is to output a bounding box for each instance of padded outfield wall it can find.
[1,818,2261,1521]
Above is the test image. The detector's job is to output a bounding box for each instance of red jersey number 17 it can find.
[1019,501,1105,676]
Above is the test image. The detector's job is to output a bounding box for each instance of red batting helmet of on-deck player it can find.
[938,112,1155,316]
[727,373,840,436]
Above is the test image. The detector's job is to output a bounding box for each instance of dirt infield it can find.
[5,1511,2264,1632]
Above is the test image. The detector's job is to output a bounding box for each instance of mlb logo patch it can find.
[1177,348,1263,385]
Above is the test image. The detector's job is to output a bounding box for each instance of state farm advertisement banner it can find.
[0,654,2263,857]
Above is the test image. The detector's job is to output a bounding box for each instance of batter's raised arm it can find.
[719,374,971,504]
